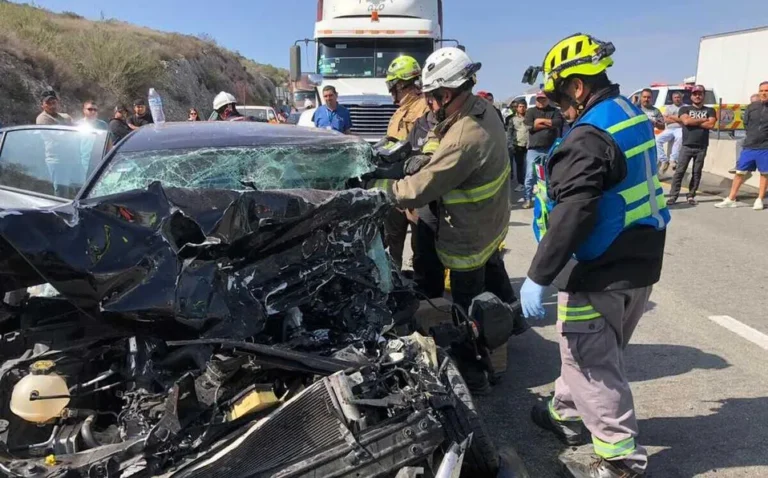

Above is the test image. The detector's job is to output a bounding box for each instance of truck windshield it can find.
[318,39,433,78]
[294,91,315,104]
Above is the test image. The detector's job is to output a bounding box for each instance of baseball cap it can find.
[691,85,705,93]
[41,90,58,101]
[536,91,547,98]
[133,99,146,106]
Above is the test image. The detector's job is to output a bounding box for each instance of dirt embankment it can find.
[0,1,288,126]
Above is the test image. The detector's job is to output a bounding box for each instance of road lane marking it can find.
[708,315,768,351]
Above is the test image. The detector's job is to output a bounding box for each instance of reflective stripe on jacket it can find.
[375,95,511,271]
[533,95,670,261]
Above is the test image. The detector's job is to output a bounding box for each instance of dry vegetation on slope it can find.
[0,1,289,125]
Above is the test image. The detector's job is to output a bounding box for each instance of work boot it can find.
[455,357,491,396]
[511,310,530,336]
[665,196,677,206]
[522,200,533,209]
[489,341,507,385]
[530,402,589,446]
[560,456,643,478]
[660,162,670,174]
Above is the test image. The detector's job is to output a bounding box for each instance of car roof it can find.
[116,121,368,152]
[0,124,107,134]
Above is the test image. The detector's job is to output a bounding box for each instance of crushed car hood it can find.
[0,183,393,339]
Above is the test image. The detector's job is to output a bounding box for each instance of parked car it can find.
[235,105,280,124]
[0,125,110,210]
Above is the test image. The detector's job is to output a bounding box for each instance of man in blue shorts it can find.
[715,81,768,211]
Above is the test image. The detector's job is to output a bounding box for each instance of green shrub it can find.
[68,26,166,99]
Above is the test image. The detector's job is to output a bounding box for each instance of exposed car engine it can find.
[0,185,503,478]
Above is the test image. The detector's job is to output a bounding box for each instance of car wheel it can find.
[437,349,500,477]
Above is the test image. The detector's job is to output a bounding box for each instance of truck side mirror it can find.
[308,74,324,87]
[290,45,302,82]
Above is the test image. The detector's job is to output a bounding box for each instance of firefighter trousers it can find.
[550,286,653,474]
[383,209,409,269]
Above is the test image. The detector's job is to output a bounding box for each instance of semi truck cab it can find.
[291,0,457,143]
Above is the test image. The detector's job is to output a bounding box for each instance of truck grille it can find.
[347,104,398,139]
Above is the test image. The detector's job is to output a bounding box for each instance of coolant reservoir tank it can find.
[10,360,70,423]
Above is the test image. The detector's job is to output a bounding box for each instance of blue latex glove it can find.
[520,277,546,319]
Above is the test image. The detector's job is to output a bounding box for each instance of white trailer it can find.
[696,26,768,104]
[290,0,461,143]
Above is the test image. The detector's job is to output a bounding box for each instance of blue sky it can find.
[20,0,767,100]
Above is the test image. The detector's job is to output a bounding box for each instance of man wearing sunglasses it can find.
[76,101,108,131]
[520,33,669,478]
[667,85,717,206]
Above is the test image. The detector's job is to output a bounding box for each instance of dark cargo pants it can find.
[383,209,409,269]
[550,286,653,474]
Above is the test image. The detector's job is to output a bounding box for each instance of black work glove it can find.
[403,154,431,176]
[360,160,407,181]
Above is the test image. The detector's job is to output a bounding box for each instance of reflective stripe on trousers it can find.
[593,436,637,460]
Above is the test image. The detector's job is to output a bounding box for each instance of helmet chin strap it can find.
[559,83,593,119]
[433,89,461,123]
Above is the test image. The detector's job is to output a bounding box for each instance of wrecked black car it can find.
[0,123,508,478]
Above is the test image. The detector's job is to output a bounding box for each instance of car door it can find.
[0,126,109,209]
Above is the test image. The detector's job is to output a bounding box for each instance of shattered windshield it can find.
[87,142,374,197]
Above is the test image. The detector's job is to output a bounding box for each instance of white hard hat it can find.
[421,47,481,93]
[213,91,237,111]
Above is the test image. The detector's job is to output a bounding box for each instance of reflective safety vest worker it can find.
[532,95,671,261]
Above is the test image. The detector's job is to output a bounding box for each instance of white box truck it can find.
[290,0,460,142]
[696,26,768,104]
[694,26,768,129]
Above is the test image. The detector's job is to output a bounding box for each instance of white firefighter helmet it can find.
[213,91,237,111]
[421,47,481,93]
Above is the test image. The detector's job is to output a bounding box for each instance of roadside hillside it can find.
[0,1,289,125]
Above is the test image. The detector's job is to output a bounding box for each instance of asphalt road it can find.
[471,182,768,477]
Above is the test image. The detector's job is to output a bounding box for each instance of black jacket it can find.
[528,85,666,292]
[108,118,132,144]
[407,112,438,152]
[406,112,439,230]
[128,112,154,127]
[743,101,768,150]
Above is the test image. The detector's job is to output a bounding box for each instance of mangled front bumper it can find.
[0,184,503,477]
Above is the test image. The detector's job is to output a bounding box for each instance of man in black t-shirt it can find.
[128,99,154,130]
[667,85,716,206]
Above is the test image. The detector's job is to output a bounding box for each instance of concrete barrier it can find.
[703,138,761,189]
